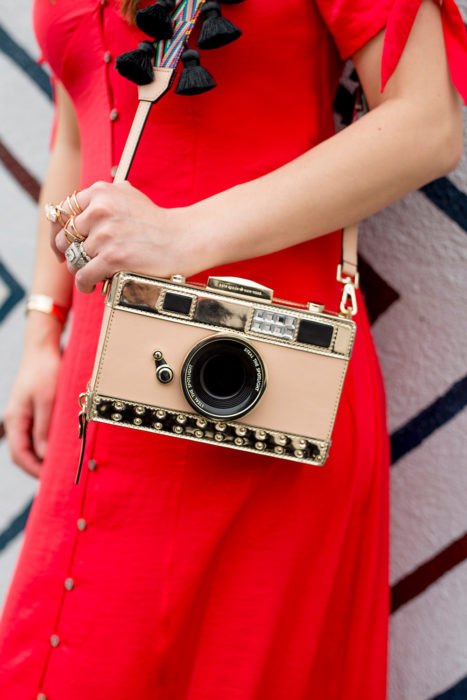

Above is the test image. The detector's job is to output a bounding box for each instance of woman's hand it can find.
[51,181,208,294]
[4,315,62,478]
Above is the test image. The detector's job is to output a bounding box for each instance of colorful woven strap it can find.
[155,0,206,68]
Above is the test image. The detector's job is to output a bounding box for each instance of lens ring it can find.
[181,335,266,420]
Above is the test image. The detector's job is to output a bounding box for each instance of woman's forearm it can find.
[25,79,83,347]
[31,138,80,304]
[190,2,463,273]
[193,95,462,270]
[25,137,81,347]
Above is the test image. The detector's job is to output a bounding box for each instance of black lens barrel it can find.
[182,336,266,419]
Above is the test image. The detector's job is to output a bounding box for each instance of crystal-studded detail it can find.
[250,308,297,340]
[91,395,328,465]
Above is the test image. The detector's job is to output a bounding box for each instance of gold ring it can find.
[66,191,83,217]
[45,202,68,225]
[56,200,70,227]
[64,215,85,244]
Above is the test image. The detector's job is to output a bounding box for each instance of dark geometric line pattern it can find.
[358,254,400,324]
[0,499,33,554]
[430,675,467,699]
[391,531,467,614]
[0,258,25,323]
[390,376,467,465]
[0,138,41,202]
[0,24,52,99]
[421,177,467,233]
[333,83,357,126]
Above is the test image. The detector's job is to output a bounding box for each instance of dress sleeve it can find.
[314,0,467,102]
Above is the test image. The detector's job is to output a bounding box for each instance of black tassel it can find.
[136,0,176,40]
[115,41,156,85]
[197,2,242,50]
[175,49,216,96]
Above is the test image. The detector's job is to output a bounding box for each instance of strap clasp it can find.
[337,264,359,318]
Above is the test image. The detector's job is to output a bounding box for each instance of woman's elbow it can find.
[433,90,464,176]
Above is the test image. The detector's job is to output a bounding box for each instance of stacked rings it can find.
[65,241,92,269]
[64,216,85,244]
[66,191,83,217]
[45,190,83,226]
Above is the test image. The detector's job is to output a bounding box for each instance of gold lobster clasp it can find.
[337,264,359,318]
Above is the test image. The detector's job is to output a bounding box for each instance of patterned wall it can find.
[0,2,466,698]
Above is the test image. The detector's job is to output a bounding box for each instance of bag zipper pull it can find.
[75,393,88,485]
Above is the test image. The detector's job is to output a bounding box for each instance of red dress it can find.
[1,1,466,698]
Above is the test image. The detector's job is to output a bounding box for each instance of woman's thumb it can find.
[32,396,54,460]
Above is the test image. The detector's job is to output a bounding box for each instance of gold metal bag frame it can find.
[76,67,360,482]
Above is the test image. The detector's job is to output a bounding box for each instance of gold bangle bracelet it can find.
[25,294,69,325]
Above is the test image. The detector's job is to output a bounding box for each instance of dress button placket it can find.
[50,634,60,648]
[77,517,87,531]
[88,458,97,471]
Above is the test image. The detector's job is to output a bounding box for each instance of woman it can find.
[0,0,465,697]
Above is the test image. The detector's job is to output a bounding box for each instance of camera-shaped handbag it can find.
[75,2,361,482]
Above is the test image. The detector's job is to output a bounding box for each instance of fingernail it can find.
[38,441,48,458]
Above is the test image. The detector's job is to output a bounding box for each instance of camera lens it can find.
[182,336,266,419]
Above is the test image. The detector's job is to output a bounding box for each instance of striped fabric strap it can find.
[155,0,206,68]
[113,0,206,182]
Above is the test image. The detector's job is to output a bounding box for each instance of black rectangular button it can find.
[162,292,193,315]
[297,320,333,348]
